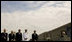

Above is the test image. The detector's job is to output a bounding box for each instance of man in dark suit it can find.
[9,31,15,41]
[16,29,22,41]
[32,30,38,41]
[1,29,8,41]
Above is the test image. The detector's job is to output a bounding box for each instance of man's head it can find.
[25,29,27,32]
[11,30,13,34]
[3,29,6,33]
[18,29,21,32]
[34,30,36,33]
[61,30,67,37]
[62,31,66,34]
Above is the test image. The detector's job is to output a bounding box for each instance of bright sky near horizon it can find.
[1,1,71,40]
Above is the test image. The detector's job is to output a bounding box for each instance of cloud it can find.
[2,1,71,13]
[1,1,47,13]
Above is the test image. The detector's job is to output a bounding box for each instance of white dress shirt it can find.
[23,32,28,41]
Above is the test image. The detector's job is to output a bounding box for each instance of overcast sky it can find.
[1,1,71,40]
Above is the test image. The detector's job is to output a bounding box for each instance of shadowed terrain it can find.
[38,23,71,41]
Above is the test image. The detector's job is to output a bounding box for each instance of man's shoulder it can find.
[32,33,34,35]
[1,32,8,34]
[16,32,18,34]
[9,33,11,35]
[1,32,3,34]
[23,32,28,34]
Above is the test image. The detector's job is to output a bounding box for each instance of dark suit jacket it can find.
[9,34,15,41]
[16,32,22,41]
[1,33,8,41]
[32,33,38,41]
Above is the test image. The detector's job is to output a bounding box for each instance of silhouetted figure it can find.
[9,31,15,41]
[16,29,22,41]
[32,30,38,41]
[59,30,71,41]
[1,29,8,41]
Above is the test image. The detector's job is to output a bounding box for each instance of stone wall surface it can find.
[38,23,71,41]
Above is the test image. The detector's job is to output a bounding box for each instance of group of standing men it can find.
[1,29,38,41]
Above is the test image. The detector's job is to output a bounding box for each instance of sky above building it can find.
[1,1,71,40]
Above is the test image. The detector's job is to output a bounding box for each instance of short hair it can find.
[34,30,36,32]
[3,29,6,32]
[4,29,6,31]
[18,29,21,31]
[11,30,13,33]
